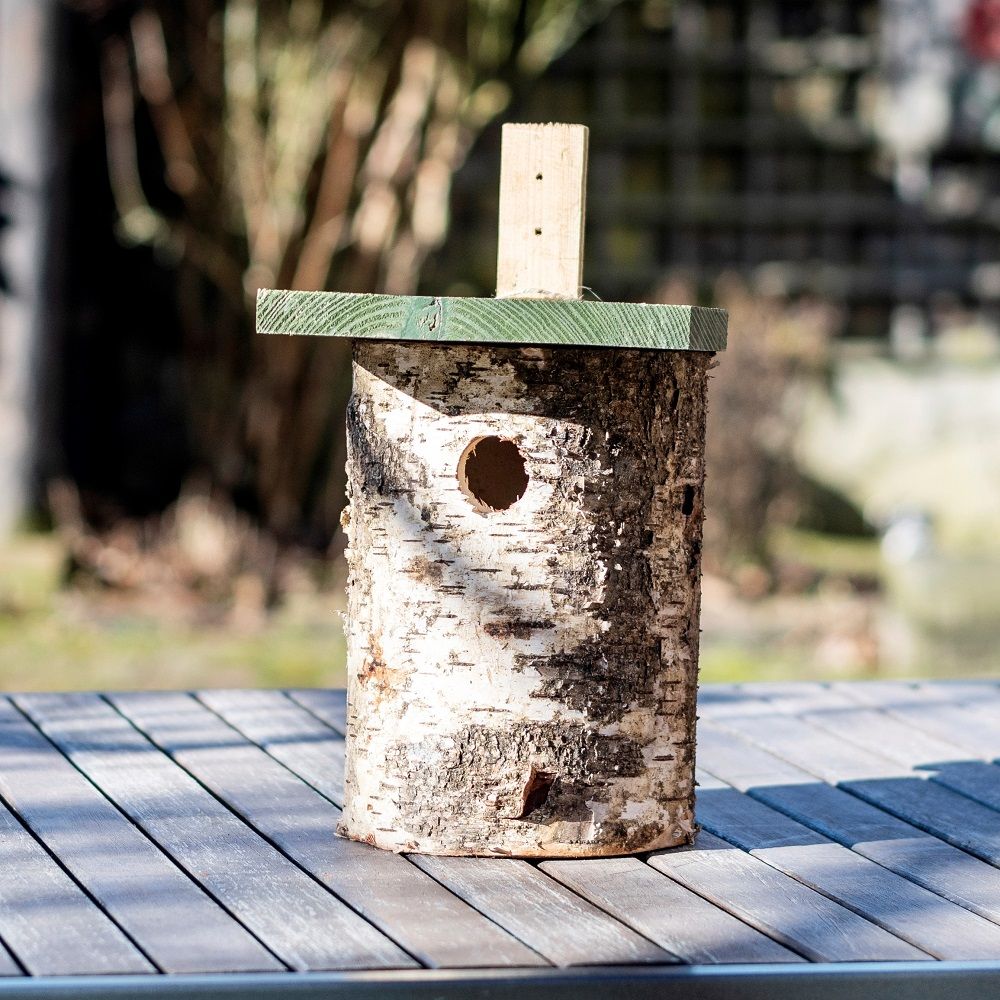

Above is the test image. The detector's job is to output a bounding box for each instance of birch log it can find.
[338,339,711,856]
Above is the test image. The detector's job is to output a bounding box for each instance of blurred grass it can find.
[4,525,993,692]
[769,526,881,579]
[0,534,347,692]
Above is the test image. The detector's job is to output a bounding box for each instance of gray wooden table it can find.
[2,682,1000,999]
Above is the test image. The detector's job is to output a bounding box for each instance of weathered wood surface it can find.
[694,774,1000,960]
[700,684,1000,865]
[410,856,670,967]
[495,123,588,299]
[698,722,1000,928]
[16,693,413,972]
[338,340,710,856]
[0,800,152,977]
[0,944,17,979]
[256,289,728,351]
[0,705,278,974]
[648,832,926,962]
[3,683,1000,986]
[199,689,673,967]
[539,857,804,965]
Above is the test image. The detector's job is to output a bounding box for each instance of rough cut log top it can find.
[255,289,728,352]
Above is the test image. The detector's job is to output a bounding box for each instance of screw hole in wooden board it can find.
[457,436,529,513]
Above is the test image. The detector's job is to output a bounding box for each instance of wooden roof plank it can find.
[255,290,728,352]
[0,707,281,975]
[17,693,412,973]
[177,691,548,970]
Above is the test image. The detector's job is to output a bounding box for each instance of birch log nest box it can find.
[256,124,727,857]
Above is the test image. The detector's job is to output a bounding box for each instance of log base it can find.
[338,341,711,857]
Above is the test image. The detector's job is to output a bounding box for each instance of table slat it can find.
[843,777,1000,866]
[0,704,281,974]
[701,691,1000,870]
[705,709,910,785]
[0,799,152,976]
[18,693,413,973]
[695,778,1000,960]
[649,832,927,962]
[834,683,1000,757]
[538,857,804,965]
[289,689,348,734]
[0,941,18,977]
[700,723,1000,928]
[411,856,672,967]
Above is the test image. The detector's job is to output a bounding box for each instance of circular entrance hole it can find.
[457,436,529,513]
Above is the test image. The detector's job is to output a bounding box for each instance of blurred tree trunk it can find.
[0,0,57,534]
[84,0,615,547]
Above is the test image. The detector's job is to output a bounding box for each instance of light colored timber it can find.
[256,289,727,352]
[496,123,588,299]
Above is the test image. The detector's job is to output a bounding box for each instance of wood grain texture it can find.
[495,123,588,299]
[410,856,670,967]
[837,684,1000,761]
[199,690,348,804]
[700,713,1000,929]
[842,776,1000,867]
[255,289,727,352]
[538,857,803,965]
[695,784,1000,960]
[203,690,688,967]
[0,705,279,975]
[798,704,971,772]
[648,833,928,963]
[0,942,18,977]
[704,707,910,785]
[712,686,1000,866]
[17,693,412,973]
[288,689,348,735]
[0,798,152,976]
[194,690,548,969]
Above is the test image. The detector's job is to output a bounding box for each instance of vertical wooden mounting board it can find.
[496,123,588,299]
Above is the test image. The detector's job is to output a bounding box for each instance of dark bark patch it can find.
[520,637,661,723]
[482,618,554,640]
[386,721,645,844]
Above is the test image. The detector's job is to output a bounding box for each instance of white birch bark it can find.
[338,339,711,857]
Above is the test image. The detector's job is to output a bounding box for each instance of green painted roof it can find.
[256,290,727,352]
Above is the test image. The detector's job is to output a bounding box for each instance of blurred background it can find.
[1,0,999,691]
